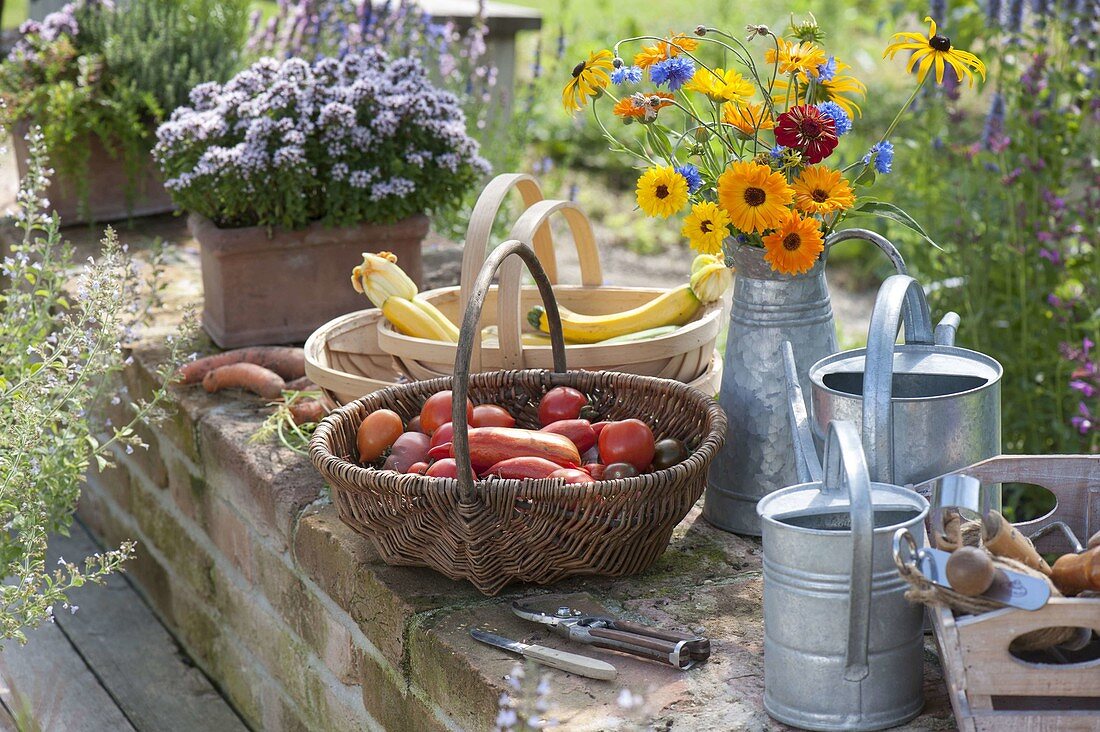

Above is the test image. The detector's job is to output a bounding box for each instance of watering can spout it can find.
[783,341,823,483]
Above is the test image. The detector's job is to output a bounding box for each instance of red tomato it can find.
[598,419,655,473]
[406,461,429,475]
[429,422,455,450]
[591,421,610,439]
[471,404,516,428]
[425,458,458,478]
[583,463,606,480]
[540,419,597,454]
[548,468,595,485]
[538,386,588,426]
[406,415,423,433]
[420,390,474,435]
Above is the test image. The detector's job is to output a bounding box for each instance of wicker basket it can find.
[305,305,725,405]
[309,240,727,595]
[376,173,722,382]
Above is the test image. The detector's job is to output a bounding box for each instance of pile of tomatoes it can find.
[356,386,689,484]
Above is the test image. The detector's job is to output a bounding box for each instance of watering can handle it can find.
[863,275,936,484]
[820,421,874,683]
[824,228,908,275]
[783,341,823,483]
[935,312,961,346]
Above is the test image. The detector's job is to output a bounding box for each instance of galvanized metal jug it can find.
[808,275,1002,487]
[705,229,907,535]
[758,420,929,732]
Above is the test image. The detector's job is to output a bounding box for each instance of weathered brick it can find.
[355,647,445,732]
[164,443,203,522]
[292,504,478,667]
[206,499,254,583]
[85,462,133,514]
[199,405,322,547]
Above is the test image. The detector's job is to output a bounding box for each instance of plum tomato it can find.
[652,438,688,470]
[537,386,588,426]
[603,462,639,480]
[420,390,474,435]
[597,419,655,473]
[471,404,516,428]
[357,409,404,463]
[548,468,595,484]
[540,419,597,454]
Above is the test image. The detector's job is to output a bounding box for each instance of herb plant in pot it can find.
[154,50,489,348]
[0,0,249,223]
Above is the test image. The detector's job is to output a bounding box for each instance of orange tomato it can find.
[357,409,404,463]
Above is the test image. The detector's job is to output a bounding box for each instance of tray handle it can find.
[451,239,568,502]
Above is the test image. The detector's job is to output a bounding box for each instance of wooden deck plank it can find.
[0,608,137,732]
[47,521,249,732]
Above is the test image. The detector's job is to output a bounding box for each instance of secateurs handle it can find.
[584,621,710,669]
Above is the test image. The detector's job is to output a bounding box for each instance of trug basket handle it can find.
[451,239,568,502]
[820,420,874,683]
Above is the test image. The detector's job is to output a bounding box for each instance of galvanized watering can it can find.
[758,420,929,731]
[787,274,1003,488]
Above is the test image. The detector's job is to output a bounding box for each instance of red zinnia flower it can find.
[774,104,839,164]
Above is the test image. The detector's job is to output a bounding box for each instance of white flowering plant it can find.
[153,49,491,230]
[0,128,191,642]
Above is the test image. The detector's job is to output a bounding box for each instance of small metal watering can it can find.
[758,420,929,731]
[787,274,1003,488]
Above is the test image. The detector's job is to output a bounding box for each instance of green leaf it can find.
[848,198,942,250]
[853,164,876,187]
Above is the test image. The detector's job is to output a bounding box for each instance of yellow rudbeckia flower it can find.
[884,16,986,86]
[562,50,614,113]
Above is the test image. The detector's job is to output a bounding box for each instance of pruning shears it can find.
[511,601,711,670]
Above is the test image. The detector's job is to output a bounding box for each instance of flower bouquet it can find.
[562,14,986,274]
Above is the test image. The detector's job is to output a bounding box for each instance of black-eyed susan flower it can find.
[684,67,754,103]
[775,104,839,164]
[762,210,825,275]
[636,166,689,218]
[722,102,775,136]
[792,165,856,215]
[773,56,866,117]
[764,37,827,76]
[884,16,986,86]
[634,32,699,69]
[562,50,614,113]
[716,161,794,234]
[681,201,732,254]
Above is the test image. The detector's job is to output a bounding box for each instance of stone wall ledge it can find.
[78,340,955,731]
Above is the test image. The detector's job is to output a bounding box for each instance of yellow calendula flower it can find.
[716,161,794,234]
[636,165,689,218]
[685,67,754,103]
[562,49,614,113]
[884,16,986,86]
[764,37,827,76]
[634,32,699,69]
[722,102,775,135]
[762,210,826,275]
[792,165,856,215]
[681,201,732,255]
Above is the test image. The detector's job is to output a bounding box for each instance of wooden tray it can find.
[912,455,1100,731]
[376,173,722,383]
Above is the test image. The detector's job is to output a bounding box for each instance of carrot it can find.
[202,363,286,400]
[289,399,327,425]
[179,347,305,385]
[285,376,316,391]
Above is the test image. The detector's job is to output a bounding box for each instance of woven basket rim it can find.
[309,367,726,498]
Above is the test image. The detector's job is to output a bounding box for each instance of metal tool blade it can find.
[470,628,528,655]
[917,545,1051,611]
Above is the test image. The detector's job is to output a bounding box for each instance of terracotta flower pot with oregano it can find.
[154,50,489,348]
[0,0,249,224]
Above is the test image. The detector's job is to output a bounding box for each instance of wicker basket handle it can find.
[452,239,568,501]
[495,199,603,368]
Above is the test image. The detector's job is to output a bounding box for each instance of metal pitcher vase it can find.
[757,420,929,732]
[704,229,906,535]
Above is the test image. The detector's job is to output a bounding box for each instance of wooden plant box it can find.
[913,455,1100,731]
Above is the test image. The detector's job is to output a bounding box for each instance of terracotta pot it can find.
[11,122,174,225]
[191,212,429,348]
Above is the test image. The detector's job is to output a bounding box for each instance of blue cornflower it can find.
[611,65,643,85]
[650,56,695,91]
[816,56,837,82]
[863,140,895,174]
[769,145,785,159]
[817,101,852,135]
[675,163,703,193]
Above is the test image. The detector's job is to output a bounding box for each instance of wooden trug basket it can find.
[911,455,1100,731]
[309,240,727,595]
[377,173,722,383]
